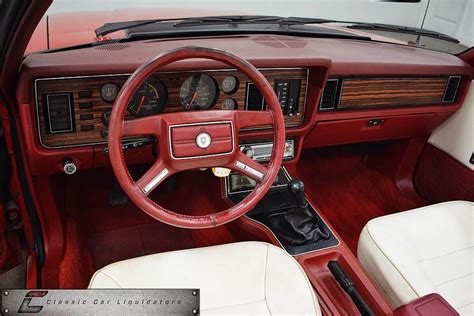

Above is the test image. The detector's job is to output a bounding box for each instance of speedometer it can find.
[128,77,168,117]
[179,73,218,111]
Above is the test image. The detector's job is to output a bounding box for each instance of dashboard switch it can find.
[102,110,111,126]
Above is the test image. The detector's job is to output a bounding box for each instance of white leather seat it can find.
[89,241,321,315]
[358,201,474,315]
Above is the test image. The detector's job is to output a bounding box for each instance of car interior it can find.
[0,0,473,315]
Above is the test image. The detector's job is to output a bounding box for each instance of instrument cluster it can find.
[35,68,307,148]
[101,72,240,117]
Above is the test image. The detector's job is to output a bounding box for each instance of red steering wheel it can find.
[108,46,285,229]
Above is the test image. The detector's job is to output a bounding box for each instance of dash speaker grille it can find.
[95,44,130,51]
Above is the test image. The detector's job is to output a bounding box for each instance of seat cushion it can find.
[358,201,473,315]
[89,241,321,315]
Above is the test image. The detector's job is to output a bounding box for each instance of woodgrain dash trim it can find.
[339,77,449,109]
[35,68,308,148]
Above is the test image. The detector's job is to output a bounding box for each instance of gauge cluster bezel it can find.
[34,68,308,148]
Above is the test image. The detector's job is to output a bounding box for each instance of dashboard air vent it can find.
[443,76,461,103]
[44,93,74,134]
[319,79,340,111]
[245,83,266,111]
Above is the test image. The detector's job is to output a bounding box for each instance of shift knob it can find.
[288,179,307,208]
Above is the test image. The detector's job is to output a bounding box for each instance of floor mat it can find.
[286,145,427,253]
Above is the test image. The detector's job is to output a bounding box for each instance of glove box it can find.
[304,112,452,148]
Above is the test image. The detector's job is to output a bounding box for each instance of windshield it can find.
[27,0,472,55]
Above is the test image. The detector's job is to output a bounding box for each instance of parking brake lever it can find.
[328,260,375,316]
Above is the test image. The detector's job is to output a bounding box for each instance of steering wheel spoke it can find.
[235,110,273,129]
[122,116,162,137]
[229,151,269,183]
[136,159,173,196]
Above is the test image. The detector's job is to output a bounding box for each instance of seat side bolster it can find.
[358,226,419,308]
[88,270,123,288]
[264,244,322,316]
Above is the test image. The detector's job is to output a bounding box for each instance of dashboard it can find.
[35,68,307,148]
[16,35,472,175]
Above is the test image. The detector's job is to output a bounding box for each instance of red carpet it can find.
[53,142,427,287]
[286,144,427,253]
[54,168,236,289]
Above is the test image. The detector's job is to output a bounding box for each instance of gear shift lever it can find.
[270,178,330,246]
[288,179,307,208]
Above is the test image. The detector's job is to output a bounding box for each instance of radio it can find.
[239,139,295,162]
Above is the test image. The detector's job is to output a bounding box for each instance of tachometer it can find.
[128,77,168,117]
[179,73,218,110]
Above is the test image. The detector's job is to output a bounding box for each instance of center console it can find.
[226,168,339,255]
[223,138,461,315]
[223,142,393,314]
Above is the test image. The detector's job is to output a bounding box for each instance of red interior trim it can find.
[415,143,474,202]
